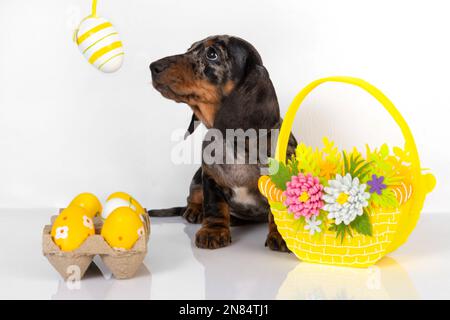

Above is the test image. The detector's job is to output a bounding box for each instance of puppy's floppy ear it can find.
[228,37,263,83]
[216,37,280,131]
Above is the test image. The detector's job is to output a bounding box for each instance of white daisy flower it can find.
[304,215,322,235]
[82,215,94,229]
[322,173,370,225]
[137,227,145,238]
[55,226,69,240]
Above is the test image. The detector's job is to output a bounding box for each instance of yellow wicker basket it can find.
[259,76,435,268]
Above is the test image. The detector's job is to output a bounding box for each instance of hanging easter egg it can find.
[74,16,124,73]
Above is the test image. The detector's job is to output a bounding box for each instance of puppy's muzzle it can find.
[149,59,169,80]
[150,55,184,81]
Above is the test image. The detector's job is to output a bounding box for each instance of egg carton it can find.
[42,210,150,280]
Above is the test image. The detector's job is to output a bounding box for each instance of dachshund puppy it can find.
[149,35,296,251]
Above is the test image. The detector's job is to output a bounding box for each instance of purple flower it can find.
[367,174,387,195]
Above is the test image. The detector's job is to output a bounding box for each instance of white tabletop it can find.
[0,209,448,300]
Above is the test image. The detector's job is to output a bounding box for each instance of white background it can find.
[0,0,448,213]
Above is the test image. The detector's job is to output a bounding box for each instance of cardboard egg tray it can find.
[42,209,150,280]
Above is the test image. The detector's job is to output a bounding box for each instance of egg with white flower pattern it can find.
[101,207,145,250]
[51,206,95,251]
[74,16,124,73]
[69,192,102,218]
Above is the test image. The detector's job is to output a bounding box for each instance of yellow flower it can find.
[298,192,310,203]
[336,193,349,205]
[319,160,337,180]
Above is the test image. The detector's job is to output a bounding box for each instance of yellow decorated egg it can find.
[74,16,124,73]
[104,192,146,218]
[102,197,135,220]
[51,206,95,251]
[69,192,102,218]
[101,207,145,250]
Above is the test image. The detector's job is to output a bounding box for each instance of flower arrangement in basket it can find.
[258,76,435,268]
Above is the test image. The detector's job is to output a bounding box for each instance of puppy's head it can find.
[150,35,263,130]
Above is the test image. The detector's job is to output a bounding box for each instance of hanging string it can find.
[73,0,99,42]
[91,0,98,17]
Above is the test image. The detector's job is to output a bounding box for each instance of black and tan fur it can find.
[149,35,296,251]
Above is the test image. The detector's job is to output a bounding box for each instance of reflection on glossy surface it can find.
[1,210,449,299]
[277,257,418,299]
[182,221,298,300]
[52,261,152,300]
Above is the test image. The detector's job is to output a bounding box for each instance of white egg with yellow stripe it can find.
[75,16,124,73]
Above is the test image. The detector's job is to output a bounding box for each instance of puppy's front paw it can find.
[183,204,203,224]
[265,231,290,252]
[195,227,231,249]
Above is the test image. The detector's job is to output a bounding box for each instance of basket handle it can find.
[275,76,435,193]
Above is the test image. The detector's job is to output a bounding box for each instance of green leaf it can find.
[268,158,292,190]
[382,189,399,208]
[349,155,364,174]
[349,153,355,172]
[371,188,399,208]
[353,161,374,181]
[350,211,373,236]
[287,155,299,176]
[329,223,352,243]
[380,144,389,158]
[343,151,349,174]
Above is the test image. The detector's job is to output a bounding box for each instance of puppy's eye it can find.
[206,47,219,61]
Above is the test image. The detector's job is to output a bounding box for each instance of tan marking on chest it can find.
[232,187,257,206]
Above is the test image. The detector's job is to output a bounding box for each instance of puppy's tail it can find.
[148,207,186,217]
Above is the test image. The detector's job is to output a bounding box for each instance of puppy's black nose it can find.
[150,60,168,75]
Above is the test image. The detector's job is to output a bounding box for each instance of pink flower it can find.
[283,173,324,219]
